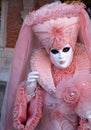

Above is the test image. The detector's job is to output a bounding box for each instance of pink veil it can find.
[0,1,91,130]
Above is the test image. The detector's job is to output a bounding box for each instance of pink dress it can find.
[13,44,91,130]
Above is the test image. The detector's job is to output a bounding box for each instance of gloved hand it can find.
[25,71,39,95]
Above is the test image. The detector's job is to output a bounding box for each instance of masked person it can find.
[0,1,91,130]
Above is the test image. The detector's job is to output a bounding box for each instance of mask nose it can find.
[59,51,62,59]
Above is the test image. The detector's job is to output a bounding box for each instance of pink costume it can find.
[0,1,91,130]
[56,74,91,130]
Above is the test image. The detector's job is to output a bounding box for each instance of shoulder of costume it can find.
[30,48,49,68]
[30,48,56,93]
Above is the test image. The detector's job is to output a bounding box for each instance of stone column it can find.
[0,0,8,48]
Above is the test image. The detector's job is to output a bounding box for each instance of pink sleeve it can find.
[78,119,88,130]
[13,83,44,130]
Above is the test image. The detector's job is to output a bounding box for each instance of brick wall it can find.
[35,0,54,10]
[6,0,23,48]
[6,0,55,48]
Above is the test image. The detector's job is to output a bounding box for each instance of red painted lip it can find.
[60,61,65,64]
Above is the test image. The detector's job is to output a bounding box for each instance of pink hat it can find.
[32,16,80,52]
[24,2,89,53]
[24,2,91,55]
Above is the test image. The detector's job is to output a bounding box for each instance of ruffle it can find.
[25,85,44,130]
[24,2,85,26]
[78,119,89,130]
[56,74,91,129]
[55,76,80,106]
[13,82,27,130]
[74,43,91,75]
[13,83,44,130]
[30,43,91,93]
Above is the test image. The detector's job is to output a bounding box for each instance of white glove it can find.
[25,71,39,95]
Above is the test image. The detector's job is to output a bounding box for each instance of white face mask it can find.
[49,44,74,69]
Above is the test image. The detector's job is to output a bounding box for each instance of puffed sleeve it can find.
[13,82,44,130]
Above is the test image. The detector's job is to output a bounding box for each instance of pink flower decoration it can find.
[62,87,80,105]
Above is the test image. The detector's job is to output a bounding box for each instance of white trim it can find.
[0,0,8,48]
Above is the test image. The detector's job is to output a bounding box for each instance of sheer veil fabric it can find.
[0,1,91,130]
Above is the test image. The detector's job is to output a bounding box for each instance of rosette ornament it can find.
[62,87,80,105]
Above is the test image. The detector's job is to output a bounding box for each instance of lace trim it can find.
[13,83,27,130]
[25,85,44,130]
[24,2,85,26]
[13,83,44,130]
[52,60,75,86]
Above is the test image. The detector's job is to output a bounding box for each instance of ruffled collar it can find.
[30,44,90,93]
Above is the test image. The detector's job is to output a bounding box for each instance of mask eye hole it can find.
[62,47,70,52]
[50,48,59,54]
